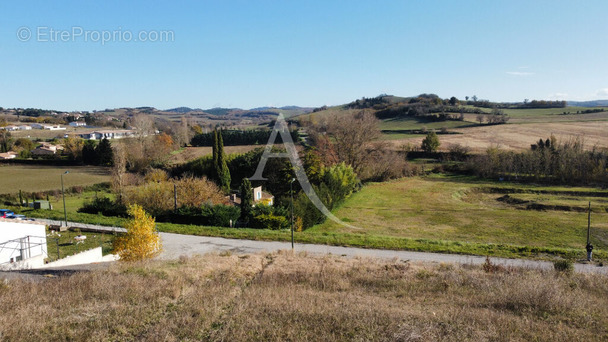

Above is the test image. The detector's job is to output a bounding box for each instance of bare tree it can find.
[131,114,155,140]
[112,142,128,202]
[308,110,380,173]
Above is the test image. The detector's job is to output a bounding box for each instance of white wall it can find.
[0,220,47,266]
[40,247,118,268]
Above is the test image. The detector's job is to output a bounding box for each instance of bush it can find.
[159,204,240,227]
[79,197,128,217]
[553,259,574,274]
[250,214,289,230]
[113,204,162,262]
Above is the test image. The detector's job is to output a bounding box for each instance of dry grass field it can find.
[1,252,606,341]
[0,165,110,194]
[389,120,608,152]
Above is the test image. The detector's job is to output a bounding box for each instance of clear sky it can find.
[1,0,607,111]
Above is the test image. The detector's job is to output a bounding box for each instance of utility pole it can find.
[61,171,69,227]
[174,183,178,212]
[586,202,593,261]
[290,178,295,250]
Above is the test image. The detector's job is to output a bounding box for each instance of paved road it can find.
[159,233,608,275]
[31,219,608,275]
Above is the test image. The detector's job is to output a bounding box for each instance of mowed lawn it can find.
[311,175,608,251]
[0,165,110,194]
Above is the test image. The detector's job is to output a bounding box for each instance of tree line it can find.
[468,136,608,185]
[191,129,299,147]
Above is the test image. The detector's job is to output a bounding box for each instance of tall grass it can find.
[1,253,606,341]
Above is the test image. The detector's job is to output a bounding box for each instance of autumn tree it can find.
[421,131,440,153]
[62,136,85,161]
[113,204,162,262]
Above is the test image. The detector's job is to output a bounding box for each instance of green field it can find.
[0,165,111,194]
[311,175,608,253]
[13,174,607,261]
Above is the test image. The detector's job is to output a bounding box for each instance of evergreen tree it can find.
[212,129,219,170]
[421,131,440,153]
[239,178,253,223]
[95,138,114,166]
[216,130,231,192]
[82,140,98,165]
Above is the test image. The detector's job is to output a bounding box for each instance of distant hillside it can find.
[568,100,608,107]
[165,107,203,113]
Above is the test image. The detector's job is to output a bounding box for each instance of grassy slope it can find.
[0,165,110,194]
[1,253,606,341]
[312,175,608,252]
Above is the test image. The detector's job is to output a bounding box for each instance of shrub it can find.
[250,214,289,230]
[553,259,574,274]
[79,197,128,217]
[113,204,162,262]
[421,131,440,153]
[204,204,240,227]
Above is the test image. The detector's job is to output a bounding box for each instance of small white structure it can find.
[0,152,17,160]
[0,219,47,270]
[77,129,135,140]
[68,122,86,127]
[3,125,18,131]
[18,125,32,130]
[43,125,66,131]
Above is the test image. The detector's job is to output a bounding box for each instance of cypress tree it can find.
[212,129,219,172]
[216,129,231,192]
[239,178,253,223]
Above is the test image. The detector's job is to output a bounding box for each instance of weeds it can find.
[0,253,606,341]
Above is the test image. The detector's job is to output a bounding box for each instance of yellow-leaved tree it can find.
[113,204,162,261]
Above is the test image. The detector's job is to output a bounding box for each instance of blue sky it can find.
[1,0,607,111]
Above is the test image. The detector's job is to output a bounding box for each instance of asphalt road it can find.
[158,233,608,275]
[22,219,608,275]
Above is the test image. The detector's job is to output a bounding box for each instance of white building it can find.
[77,129,135,140]
[43,125,66,131]
[68,122,86,127]
[0,219,47,270]
[0,152,17,160]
